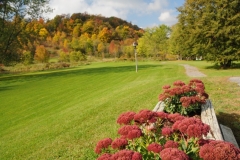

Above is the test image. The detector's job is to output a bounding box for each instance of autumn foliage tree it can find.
[34,45,50,63]
[0,0,51,65]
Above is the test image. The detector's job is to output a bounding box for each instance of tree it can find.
[98,27,112,43]
[169,24,188,60]
[177,0,240,68]
[137,25,171,60]
[34,45,49,63]
[97,42,105,58]
[0,0,51,65]
[81,20,94,34]
[39,28,49,40]
[109,40,119,58]
[72,24,81,38]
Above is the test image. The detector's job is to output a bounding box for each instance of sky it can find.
[48,0,185,28]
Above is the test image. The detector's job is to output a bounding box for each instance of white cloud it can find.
[48,0,89,18]
[147,0,168,11]
[47,0,169,19]
[46,0,182,27]
[158,11,177,26]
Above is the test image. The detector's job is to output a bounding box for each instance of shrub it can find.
[69,51,86,62]
[58,50,70,62]
[22,51,33,65]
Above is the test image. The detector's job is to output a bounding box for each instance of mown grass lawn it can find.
[0,61,239,159]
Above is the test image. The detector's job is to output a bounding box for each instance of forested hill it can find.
[29,12,144,64]
[44,12,143,39]
[48,12,141,32]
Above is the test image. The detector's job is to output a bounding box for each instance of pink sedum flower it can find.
[156,111,169,119]
[199,140,240,160]
[111,138,128,149]
[111,150,142,160]
[167,113,185,122]
[147,143,163,153]
[164,140,179,148]
[173,80,186,87]
[95,138,113,154]
[97,153,112,160]
[118,125,142,140]
[117,111,136,125]
[134,109,158,124]
[162,85,171,89]
[161,127,173,137]
[172,117,210,137]
[160,148,189,160]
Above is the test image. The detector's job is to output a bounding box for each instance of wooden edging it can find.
[153,99,239,148]
[201,99,223,140]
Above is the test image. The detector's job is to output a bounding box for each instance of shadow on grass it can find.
[205,62,240,70]
[0,86,14,91]
[217,112,240,146]
[0,64,162,81]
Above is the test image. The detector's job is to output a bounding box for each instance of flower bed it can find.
[95,79,240,160]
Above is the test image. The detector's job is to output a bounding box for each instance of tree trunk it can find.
[220,60,232,69]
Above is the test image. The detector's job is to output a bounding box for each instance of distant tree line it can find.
[0,0,239,68]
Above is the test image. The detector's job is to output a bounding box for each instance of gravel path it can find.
[181,64,207,77]
[229,77,240,86]
[181,64,240,86]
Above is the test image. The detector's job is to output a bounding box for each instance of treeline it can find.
[1,9,145,65]
[1,0,239,68]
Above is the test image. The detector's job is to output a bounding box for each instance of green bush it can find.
[70,51,86,62]
[22,51,33,65]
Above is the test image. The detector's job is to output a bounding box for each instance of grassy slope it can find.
[0,61,239,159]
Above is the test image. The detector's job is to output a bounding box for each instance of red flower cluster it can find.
[161,127,173,137]
[173,80,186,87]
[172,117,210,137]
[167,113,185,122]
[111,138,128,149]
[158,79,209,115]
[134,109,158,124]
[118,125,142,140]
[117,111,136,125]
[198,139,213,146]
[164,140,179,148]
[199,140,240,160]
[159,93,170,101]
[162,85,171,89]
[95,138,113,154]
[156,111,169,119]
[180,96,202,108]
[189,79,204,86]
[147,143,163,153]
[97,153,112,160]
[111,150,142,160]
[97,150,142,160]
[160,148,189,160]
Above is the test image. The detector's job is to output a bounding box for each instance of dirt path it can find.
[181,64,207,77]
